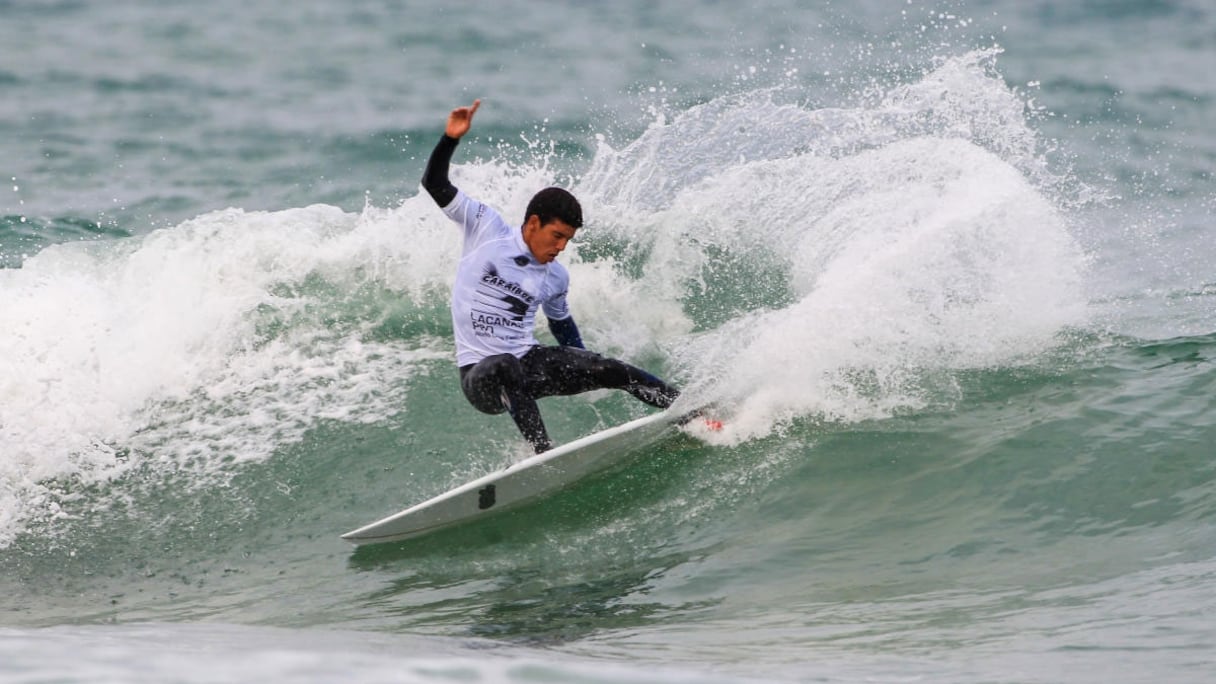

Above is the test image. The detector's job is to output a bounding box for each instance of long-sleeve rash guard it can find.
[422,135,583,367]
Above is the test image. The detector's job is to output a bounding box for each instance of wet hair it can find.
[525,187,583,229]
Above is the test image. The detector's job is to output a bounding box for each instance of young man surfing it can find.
[422,99,680,453]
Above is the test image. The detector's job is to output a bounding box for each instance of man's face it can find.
[522,216,577,264]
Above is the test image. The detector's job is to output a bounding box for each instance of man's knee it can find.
[461,354,525,414]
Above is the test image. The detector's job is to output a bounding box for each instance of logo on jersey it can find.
[471,262,535,340]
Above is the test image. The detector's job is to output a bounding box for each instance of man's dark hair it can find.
[525,187,583,229]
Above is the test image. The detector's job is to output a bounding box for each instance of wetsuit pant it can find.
[459,345,680,453]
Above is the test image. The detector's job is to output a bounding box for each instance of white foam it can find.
[711,139,1083,442]
[0,202,453,546]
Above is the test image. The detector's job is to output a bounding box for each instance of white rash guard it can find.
[442,189,573,367]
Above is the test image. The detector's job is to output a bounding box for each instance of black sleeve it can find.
[547,315,585,349]
[421,134,460,207]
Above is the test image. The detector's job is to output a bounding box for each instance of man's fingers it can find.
[454,100,481,120]
[446,100,481,138]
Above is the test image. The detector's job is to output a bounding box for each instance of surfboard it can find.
[341,408,694,546]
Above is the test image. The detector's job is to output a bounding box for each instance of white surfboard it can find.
[341,409,689,546]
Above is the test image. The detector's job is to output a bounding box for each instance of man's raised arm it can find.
[422,99,481,207]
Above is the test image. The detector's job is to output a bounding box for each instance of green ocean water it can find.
[2,1,1215,682]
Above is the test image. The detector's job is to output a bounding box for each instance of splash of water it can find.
[575,50,1087,442]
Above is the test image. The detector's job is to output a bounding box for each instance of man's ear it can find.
[523,214,540,235]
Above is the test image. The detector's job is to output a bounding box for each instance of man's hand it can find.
[445,99,481,139]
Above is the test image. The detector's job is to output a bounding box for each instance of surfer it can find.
[422,99,680,453]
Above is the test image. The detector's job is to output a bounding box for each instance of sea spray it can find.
[575,51,1087,442]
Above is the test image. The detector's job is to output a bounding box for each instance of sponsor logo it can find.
[471,262,536,339]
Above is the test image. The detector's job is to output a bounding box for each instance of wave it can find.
[2,51,1095,550]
